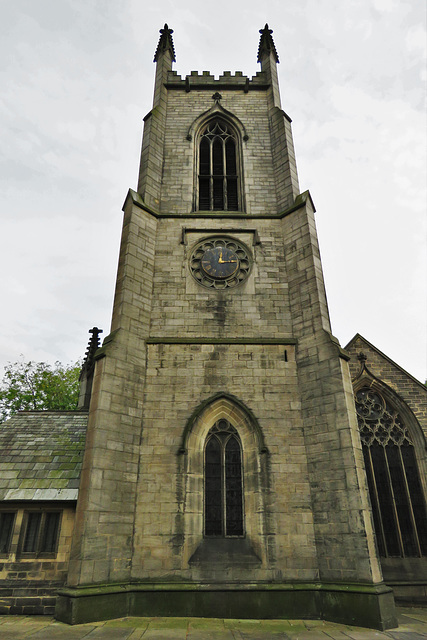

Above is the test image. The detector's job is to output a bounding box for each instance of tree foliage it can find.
[0,359,81,423]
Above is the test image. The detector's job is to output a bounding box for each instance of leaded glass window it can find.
[198,120,240,211]
[0,512,15,554]
[23,513,42,552]
[21,511,61,556]
[356,387,427,558]
[204,420,244,536]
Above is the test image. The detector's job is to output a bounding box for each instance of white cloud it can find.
[373,0,400,12]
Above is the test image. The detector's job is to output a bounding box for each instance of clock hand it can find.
[218,248,224,264]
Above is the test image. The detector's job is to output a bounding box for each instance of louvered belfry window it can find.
[356,387,427,558]
[198,120,239,211]
[204,420,244,536]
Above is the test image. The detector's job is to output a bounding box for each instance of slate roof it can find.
[0,411,88,501]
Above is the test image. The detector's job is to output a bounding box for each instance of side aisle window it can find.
[21,511,61,556]
[356,387,427,558]
[0,512,16,554]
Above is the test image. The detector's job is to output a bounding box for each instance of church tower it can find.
[56,25,397,629]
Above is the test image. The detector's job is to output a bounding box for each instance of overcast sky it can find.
[1,0,426,383]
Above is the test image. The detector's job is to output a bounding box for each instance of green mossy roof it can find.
[0,411,88,500]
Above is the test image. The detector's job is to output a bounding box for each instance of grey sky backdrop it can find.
[1,0,426,383]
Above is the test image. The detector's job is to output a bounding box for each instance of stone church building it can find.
[0,25,425,629]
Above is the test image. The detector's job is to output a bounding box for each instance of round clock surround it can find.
[189,236,252,289]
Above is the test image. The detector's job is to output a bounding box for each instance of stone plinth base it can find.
[387,582,427,606]
[55,581,397,630]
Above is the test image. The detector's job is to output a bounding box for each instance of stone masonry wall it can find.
[149,217,293,339]
[67,199,158,588]
[67,51,384,591]
[131,342,318,583]
[160,88,279,215]
[0,506,75,614]
[345,335,427,602]
[282,202,382,584]
[346,335,427,439]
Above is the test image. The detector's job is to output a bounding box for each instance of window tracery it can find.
[204,420,244,537]
[198,119,240,211]
[356,387,427,558]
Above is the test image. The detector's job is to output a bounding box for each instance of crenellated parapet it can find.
[165,69,268,91]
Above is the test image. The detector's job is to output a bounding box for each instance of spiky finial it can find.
[80,327,103,379]
[77,327,103,410]
[154,23,176,63]
[257,23,279,63]
[356,351,368,376]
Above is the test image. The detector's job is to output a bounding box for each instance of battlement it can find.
[165,69,268,90]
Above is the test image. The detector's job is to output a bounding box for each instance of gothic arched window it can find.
[198,120,240,211]
[204,420,244,536]
[356,387,427,558]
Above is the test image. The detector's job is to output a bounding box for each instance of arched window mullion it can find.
[209,137,214,211]
[356,386,427,559]
[205,436,223,536]
[222,137,228,211]
[364,446,388,557]
[398,447,422,557]
[401,445,427,555]
[224,436,243,536]
[382,446,405,557]
[221,442,227,537]
[198,119,240,211]
[204,421,244,538]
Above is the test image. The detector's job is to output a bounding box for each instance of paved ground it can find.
[0,608,425,639]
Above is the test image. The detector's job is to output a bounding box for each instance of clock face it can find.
[189,237,251,289]
[201,246,239,279]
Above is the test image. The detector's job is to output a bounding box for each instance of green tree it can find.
[0,359,81,423]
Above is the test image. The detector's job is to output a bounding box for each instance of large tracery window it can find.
[204,420,244,537]
[198,120,240,211]
[356,387,427,558]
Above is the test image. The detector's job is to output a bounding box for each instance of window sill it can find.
[188,537,261,567]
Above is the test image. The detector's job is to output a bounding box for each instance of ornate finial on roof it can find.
[257,23,279,63]
[154,23,176,63]
[212,92,222,103]
[356,351,368,376]
[78,327,103,411]
[80,327,103,378]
